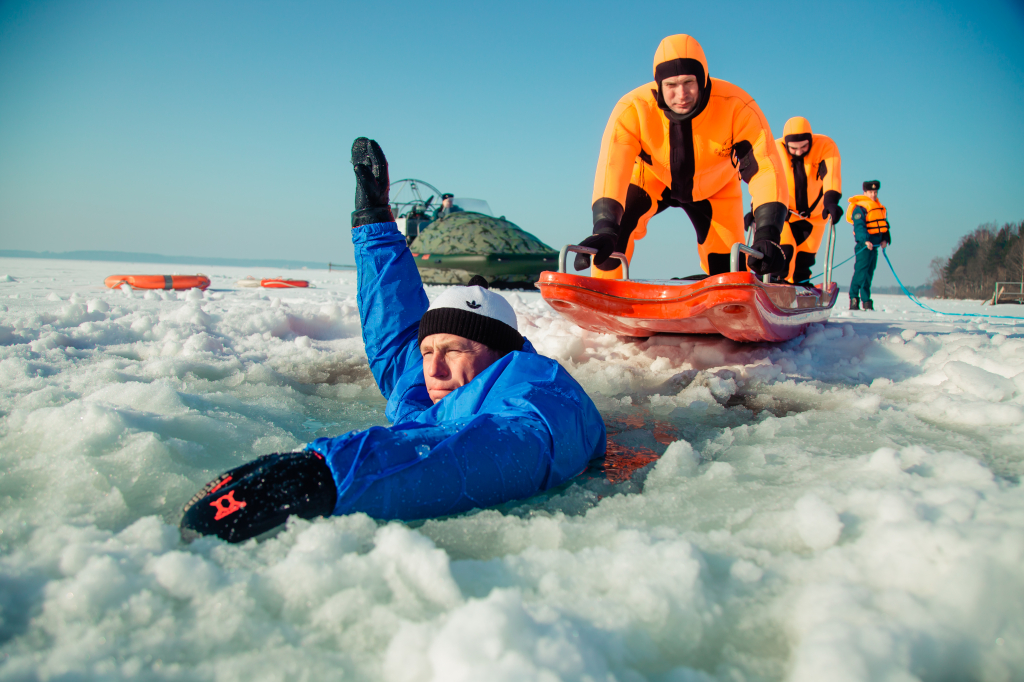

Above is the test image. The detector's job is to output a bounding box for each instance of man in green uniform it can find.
[847,180,891,310]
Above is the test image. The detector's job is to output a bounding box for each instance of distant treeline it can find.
[928,221,1024,299]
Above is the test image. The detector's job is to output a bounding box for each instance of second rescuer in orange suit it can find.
[575,34,790,278]
[774,116,843,284]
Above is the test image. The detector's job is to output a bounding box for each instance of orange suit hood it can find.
[783,116,813,138]
[782,116,814,156]
[653,34,711,122]
[653,34,709,86]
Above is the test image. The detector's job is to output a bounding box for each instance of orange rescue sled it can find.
[537,243,839,343]
[105,274,210,291]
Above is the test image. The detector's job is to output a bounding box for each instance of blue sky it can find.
[2,0,1022,286]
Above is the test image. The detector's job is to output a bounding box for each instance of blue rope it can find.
[882,249,1024,322]
[797,245,866,284]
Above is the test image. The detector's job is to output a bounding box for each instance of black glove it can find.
[351,137,394,227]
[744,211,755,230]
[573,230,619,271]
[821,190,843,224]
[745,202,788,276]
[749,239,786,276]
[180,451,337,543]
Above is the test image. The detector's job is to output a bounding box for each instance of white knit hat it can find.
[417,276,524,354]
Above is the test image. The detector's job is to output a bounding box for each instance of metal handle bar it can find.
[749,213,838,292]
[822,219,836,294]
[730,243,764,271]
[559,245,629,280]
[730,242,771,283]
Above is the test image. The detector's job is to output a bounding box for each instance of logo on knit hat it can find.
[466,300,481,309]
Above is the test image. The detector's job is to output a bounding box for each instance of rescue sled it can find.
[104,274,210,291]
[537,238,840,343]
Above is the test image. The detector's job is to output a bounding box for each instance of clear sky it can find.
[2,0,1023,286]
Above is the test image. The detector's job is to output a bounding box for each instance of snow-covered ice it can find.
[1,256,1022,681]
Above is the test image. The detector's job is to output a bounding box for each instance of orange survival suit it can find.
[581,34,789,278]
[775,116,842,283]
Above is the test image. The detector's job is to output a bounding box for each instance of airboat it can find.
[388,178,558,288]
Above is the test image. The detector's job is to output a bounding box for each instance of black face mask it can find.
[654,58,712,123]
[784,133,813,158]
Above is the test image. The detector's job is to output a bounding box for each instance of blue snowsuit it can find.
[305,221,606,520]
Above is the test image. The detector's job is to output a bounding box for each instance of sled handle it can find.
[823,219,836,294]
[559,245,629,280]
[730,242,767,275]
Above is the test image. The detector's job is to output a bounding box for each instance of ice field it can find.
[1,256,1022,682]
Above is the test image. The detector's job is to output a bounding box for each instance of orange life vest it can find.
[593,35,787,212]
[845,195,889,233]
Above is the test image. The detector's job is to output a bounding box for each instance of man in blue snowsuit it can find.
[180,138,606,543]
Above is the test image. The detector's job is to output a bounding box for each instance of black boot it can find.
[849,297,860,310]
[863,299,874,311]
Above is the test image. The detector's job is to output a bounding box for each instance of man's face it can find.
[442,197,453,208]
[786,140,811,157]
[420,333,503,403]
[865,189,878,201]
[662,74,700,115]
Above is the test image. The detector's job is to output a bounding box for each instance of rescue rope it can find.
[883,250,1024,322]
[798,245,867,284]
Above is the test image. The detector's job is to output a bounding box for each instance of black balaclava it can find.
[655,58,712,123]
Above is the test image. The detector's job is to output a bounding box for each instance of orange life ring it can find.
[260,279,309,288]
[104,274,210,290]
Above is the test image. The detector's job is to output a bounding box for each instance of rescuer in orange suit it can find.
[774,116,843,284]
[574,34,790,278]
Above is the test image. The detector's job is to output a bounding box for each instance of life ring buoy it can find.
[260,279,309,288]
[104,275,210,290]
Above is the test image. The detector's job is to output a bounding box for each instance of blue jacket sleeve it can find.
[306,352,606,520]
[852,206,869,243]
[307,413,557,520]
[353,222,430,399]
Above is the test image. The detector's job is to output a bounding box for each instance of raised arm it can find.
[350,138,429,399]
[353,222,428,398]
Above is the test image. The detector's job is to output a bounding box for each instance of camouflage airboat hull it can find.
[409,212,557,288]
